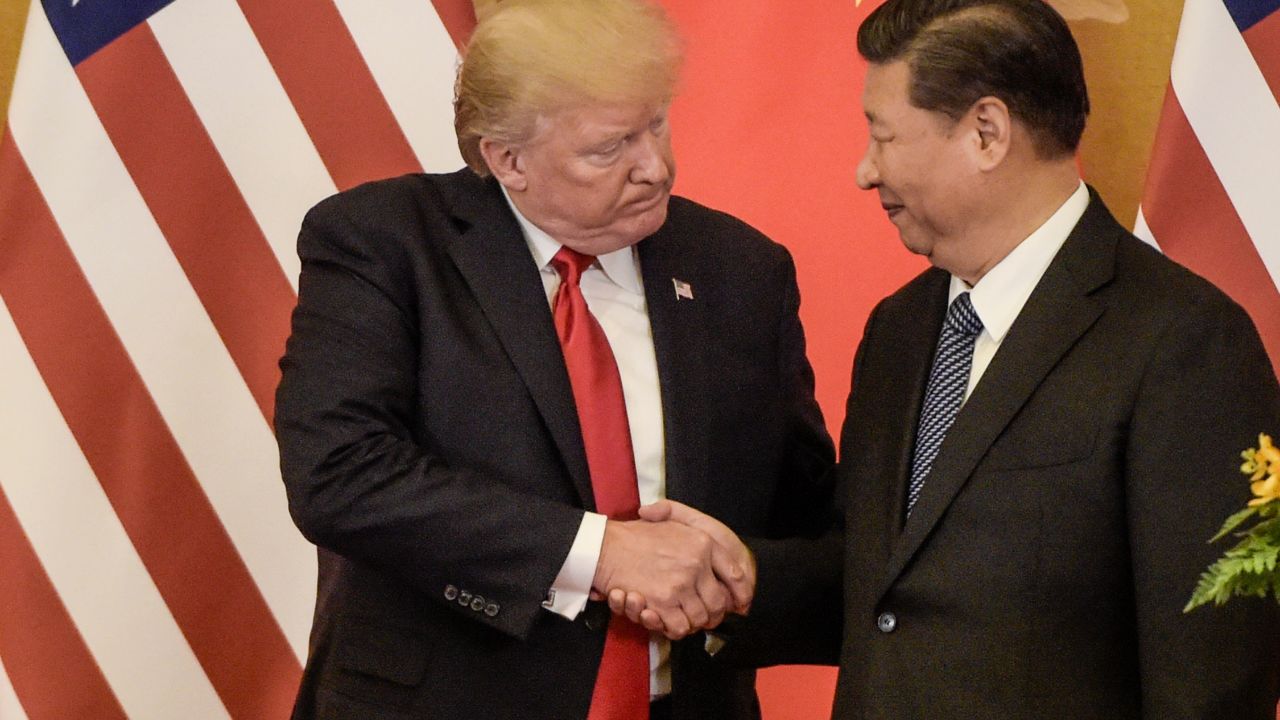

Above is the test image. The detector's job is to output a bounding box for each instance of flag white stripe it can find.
[333,0,464,172]
[1132,206,1160,249]
[0,654,29,720]
[9,2,314,660]
[1171,0,1280,291]
[150,0,337,289]
[0,297,229,720]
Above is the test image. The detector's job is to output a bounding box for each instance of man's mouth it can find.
[882,202,904,218]
[631,192,667,211]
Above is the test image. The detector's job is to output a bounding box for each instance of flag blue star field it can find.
[1136,0,1280,379]
[0,0,473,716]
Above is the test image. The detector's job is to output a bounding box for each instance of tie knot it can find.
[946,292,983,337]
[551,246,596,286]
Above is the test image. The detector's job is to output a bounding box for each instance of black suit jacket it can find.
[274,169,834,719]
[742,191,1280,719]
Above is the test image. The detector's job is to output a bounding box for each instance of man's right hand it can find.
[604,501,756,638]
[592,518,749,640]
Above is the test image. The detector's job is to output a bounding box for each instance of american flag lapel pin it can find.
[672,278,694,301]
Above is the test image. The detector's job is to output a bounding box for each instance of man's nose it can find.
[630,133,671,184]
[855,149,879,190]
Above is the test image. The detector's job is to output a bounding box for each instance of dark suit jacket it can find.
[742,191,1280,719]
[274,169,834,719]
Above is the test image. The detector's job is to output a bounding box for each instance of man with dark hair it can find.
[633,0,1280,717]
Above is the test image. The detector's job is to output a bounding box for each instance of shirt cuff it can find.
[543,511,607,620]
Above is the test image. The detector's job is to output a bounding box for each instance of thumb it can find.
[637,499,674,522]
[663,501,733,547]
[709,540,752,611]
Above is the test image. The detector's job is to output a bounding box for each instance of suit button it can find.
[877,612,897,633]
[444,585,459,601]
[471,596,486,612]
[485,602,500,617]
[459,590,472,606]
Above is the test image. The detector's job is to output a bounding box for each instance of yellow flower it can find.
[1242,434,1279,481]
[1245,435,1280,507]
[1249,473,1280,506]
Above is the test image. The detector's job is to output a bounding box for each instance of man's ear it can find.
[968,96,1012,171]
[479,137,527,191]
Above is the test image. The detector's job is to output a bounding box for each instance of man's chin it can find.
[898,233,932,258]
[564,218,667,256]
[624,202,669,243]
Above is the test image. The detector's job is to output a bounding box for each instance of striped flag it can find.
[0,0,473,716]
[0,0,876,717]
[1134,0,1280,378]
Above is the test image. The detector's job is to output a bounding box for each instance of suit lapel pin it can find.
[672,278,694,301]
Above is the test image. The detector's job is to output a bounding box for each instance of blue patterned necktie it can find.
[907,292,984,515]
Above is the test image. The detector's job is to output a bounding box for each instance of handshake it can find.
[590,500,754,640]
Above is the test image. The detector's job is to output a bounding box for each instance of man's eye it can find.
[594,139,625,156]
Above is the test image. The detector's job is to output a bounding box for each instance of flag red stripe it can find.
[0,130,300,720]
[236,0,422,189]
[430,0,478,50]
[0,485,127,720]
[75,23,293,425]
[1243,11,1280,104]
[1141,89,1280,375]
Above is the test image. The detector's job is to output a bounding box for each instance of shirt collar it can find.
[949,180,1089,343]
[501,186,643,296]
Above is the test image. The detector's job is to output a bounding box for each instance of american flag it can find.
[0,0,474,716]
[672,278,694,300]
[1134,0,1280,379]
[0,0,890,717]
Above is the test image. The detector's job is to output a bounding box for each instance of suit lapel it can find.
[637,225,709,508]
[440,175,596,509]
[875,193,1120,601]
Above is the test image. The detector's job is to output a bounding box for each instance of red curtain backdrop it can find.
[659,2,912,714]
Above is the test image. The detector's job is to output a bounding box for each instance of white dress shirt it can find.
[951,181,1089,401]
[501,190,671,696]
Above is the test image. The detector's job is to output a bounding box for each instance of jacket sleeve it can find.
[275,193,584,641]
[713,283,878,669]
[766,248,839,538]
[1126,293,1280,719]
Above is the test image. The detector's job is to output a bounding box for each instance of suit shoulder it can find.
[670,194,778,251]
[665,195,790,265]
[303,169,479,230]
[1110,233,1250,323]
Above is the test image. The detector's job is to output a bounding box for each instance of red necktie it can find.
[550,247,649,720]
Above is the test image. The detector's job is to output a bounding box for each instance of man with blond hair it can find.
[274,0,834,718]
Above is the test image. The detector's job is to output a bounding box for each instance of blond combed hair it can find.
[454,0,683,176]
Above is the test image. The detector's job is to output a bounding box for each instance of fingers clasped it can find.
[594,501,754,640]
